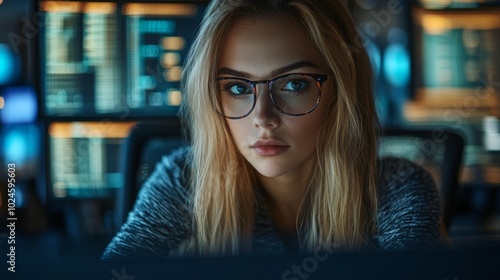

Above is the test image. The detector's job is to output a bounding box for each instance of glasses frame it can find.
[214,73,329,119]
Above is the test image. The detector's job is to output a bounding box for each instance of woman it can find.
[103,0,440,258]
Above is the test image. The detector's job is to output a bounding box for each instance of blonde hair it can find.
[179,0,379,255]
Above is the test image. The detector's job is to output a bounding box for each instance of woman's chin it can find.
[252,163,289,178]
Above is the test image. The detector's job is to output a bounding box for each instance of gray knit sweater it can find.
[102,147,441,259]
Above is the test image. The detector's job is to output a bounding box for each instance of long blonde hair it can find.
[180,0,379,255]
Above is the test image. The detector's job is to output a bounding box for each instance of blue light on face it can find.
[383,44,410,88]
[0,44,18,84]
[1,86,38,124]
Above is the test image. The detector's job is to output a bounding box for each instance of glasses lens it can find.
[217,79,255,118]
[271,74,320,115]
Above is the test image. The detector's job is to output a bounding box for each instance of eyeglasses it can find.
[214,73,329,119]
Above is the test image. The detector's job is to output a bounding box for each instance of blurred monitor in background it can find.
[39,1,207,118]
[45,121,135,199]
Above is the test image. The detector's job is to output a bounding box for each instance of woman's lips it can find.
[251,145,289,156]
[250,139,289,157]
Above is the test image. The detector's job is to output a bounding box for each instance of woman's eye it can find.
[229,84,251,95]
[221,81,253,97]
[283,79,309,91]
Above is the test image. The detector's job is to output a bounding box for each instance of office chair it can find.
[115,120,188,229]
[379,128,465,233]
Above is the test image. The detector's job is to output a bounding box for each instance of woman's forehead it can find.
[218,16,325,79]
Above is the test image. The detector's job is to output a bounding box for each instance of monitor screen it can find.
[39,1,207,118]
[416,0,500,9]
[46,121,135,199]
[123,3,203,116]
[410,6,500,113]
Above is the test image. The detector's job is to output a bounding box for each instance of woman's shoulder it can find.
[161,145,192,167]
[376,156,437,197]
[134,146,193,213]
[101,146,193,259]
[375,156,441,250]
[158,145,192,177]
[136,144,193,221]
[146,146,192,192]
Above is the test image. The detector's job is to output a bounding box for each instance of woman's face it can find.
[218,16,332,179]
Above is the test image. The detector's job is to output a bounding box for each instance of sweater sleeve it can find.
[376,157,441,251]
[101,147,192,260]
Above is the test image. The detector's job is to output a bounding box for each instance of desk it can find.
[5,248,500,280]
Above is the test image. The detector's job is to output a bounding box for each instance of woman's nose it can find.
[252,84,280,129]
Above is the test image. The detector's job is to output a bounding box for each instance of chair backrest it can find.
[379,129,465,232]
[115,120,187,228]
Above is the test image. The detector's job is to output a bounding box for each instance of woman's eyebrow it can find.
[217,67,251,78]
[217,61,319,78]
[271,61,319,77]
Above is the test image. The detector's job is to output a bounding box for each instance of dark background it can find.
[0,0,499,278]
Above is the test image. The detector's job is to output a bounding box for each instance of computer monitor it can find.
[38,0,207,118]
[408,3,500,120]
[123,2,206,116]
[45,121,135,199]
[37,1,207,200]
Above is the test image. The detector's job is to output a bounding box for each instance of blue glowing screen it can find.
[1,125,39,170]
[0,44,19,84]
[383,44,410,88]
[0,86,38,124]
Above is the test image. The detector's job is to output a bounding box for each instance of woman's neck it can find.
[257,159,314,234]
